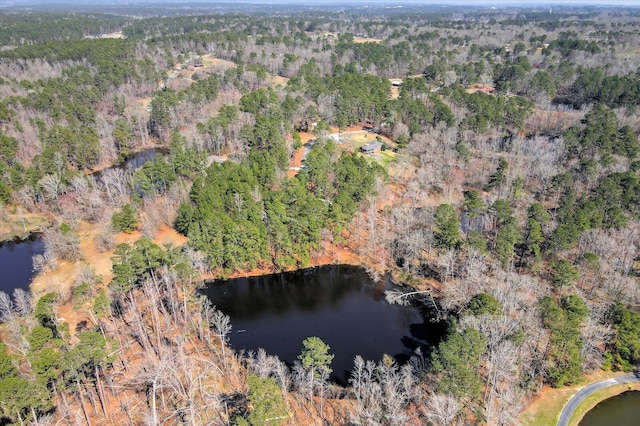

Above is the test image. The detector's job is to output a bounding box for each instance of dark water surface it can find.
[201,265,443,383]
[118,149,165,170]
[2,150,163,297]
[93,148,167,182]
[579,391,640,426]
[0,235,45,296]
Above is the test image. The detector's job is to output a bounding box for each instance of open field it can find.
[353,36,383,44]
[270,75,289,87]
[201,54,237,73]
[336,129,395,150]
[289,126,399,177]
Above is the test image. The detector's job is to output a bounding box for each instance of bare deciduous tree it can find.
[350,355,382,424]
[422,392,462,426]
[38,173,63,201]
[13,288,33,317]
[207,307,232,361]
[43,227,81,262]
[100,168,131,205]
[0,291,14,322]
[33,250,56,274]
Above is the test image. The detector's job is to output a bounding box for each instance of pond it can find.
[116,148,166,170]
[579,390,640,426]
[92,148,167,182]
[0,235,45,296]
[201,265,444,384]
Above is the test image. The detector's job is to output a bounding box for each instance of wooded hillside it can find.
[0,3,639,425]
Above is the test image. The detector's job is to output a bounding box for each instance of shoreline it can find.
[0,213,48,243]
[19,218,627,425]
[519,370,639,426]
[0,230,43,244]
[563,377,640,426]
[83,142,168,176]
[201,241,375,282]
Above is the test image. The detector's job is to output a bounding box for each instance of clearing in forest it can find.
[353,36,383,44]
[201,54,237,73]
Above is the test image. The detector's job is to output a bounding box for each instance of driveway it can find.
[557,374,639,426]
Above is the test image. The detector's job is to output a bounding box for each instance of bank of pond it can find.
[201,264,446,384]
[2,242,446,385]
[5,235,638,422]
[2,238,444,385]
[579,390,640,426]
[1,150,161,298]
[92,147,167,181]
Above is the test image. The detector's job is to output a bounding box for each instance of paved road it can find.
[557,374,639,426]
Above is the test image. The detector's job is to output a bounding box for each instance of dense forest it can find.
[0,2,639,425]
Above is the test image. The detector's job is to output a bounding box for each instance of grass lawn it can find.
[330,128,399,170]
[520,386,578,426]
[339,131,379,152]
[358,148,397,170]
[519,371,638,426]
[376,150,397,167]
[567,381,640,426]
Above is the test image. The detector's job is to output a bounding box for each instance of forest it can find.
[0,2,639,425]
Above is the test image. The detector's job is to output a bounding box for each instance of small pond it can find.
[93,148,167,182]
[0,235,45,296]
[201,265,444,383]
[117,148,166,170]
[579,390,640,426]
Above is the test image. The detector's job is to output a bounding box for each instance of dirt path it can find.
[288,132,315,177]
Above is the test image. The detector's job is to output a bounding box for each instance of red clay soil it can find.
[32,223,190,340]
[288,132,315,178]
[287,148,305,178]
[209,240,369,281]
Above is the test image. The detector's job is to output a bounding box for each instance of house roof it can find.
[361,141,383,152]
